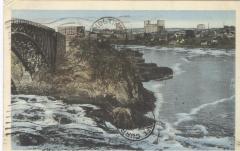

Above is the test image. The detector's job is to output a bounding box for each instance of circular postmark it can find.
[90,17,127,41]
[91,17,126,32]
[117,112,156,141]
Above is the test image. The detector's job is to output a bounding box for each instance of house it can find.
[144,20,165,33]
[211,39,218,45]
[200,41,208,46]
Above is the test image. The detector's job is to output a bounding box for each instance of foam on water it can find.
[11,44,235,150]
[192,125,208,135]
[116,45,235,58]
[11,95,186,150]
[181,57,191,63]
[11,93,234,150]
[143,81,164,119]
[174,95,235,126]
[143,80,234,150]
[176,136,234,150]
[171,63,185,76]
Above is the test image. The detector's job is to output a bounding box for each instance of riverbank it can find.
[140,44,235,149]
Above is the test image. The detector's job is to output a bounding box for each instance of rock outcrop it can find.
[11,38,173,129]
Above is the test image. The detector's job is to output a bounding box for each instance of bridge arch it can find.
[11,18,66,93]
[11,18,67,72]
[11,31,48,75]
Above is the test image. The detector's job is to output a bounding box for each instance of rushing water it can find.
[133,45,235,149]
[11,46,235,150]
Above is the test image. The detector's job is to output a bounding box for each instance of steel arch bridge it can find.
[10,19,66,93]
[11,18,66,75]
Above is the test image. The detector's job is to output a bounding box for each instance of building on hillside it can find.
[223,25,235,32]
[58,26,85,38]
[174,31,185,38]
[144,20,165,33]
[197,24,206,30]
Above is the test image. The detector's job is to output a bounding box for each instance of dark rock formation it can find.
[112,107,134,129]
[16,133,46,146]
[119,48,173,82]
[139,66,173,82]
[11,38,173,129]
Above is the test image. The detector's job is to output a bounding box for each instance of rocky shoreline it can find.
[11,38,173,129]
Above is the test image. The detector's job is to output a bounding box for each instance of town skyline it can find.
[12,10,235,29]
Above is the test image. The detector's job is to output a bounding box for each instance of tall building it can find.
[144,20,165,33]
[197,24,205,30]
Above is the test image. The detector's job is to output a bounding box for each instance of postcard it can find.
[3,0,240,150]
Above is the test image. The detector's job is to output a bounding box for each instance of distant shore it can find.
[113,39,235,49]
[118,43,234,50]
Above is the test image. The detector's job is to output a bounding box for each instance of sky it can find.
[12,10,235,29]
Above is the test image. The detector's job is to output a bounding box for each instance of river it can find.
[11,46,235,150]
[134,45,235,150]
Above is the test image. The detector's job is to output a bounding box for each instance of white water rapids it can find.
[11,46,235,150]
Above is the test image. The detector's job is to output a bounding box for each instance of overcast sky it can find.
[12,10,235,28]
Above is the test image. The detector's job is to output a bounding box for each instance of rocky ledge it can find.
[11,38,173,129]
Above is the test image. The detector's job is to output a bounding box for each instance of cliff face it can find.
[11,38,173,129]
[12,39,145,105]
[53,46,144,106]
